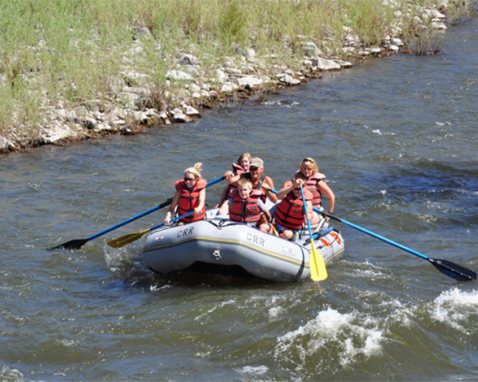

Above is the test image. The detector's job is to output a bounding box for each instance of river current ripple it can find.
[1,17,478,382]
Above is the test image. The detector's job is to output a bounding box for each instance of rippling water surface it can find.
[1,18,478,382]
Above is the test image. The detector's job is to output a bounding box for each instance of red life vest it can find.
[175,178,207,223]
[228,189,262,223]
[294,171,326,207]
[274,189,312,230]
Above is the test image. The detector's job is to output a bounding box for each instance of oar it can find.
[314,207,477,281]
[107,211,195,248]
[48,176,225,251]
[300,186,328,281]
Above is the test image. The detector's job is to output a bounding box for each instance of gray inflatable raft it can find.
[142,211,344,282]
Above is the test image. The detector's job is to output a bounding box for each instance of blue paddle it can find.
[48,176,225,250]
[314,207,477,281]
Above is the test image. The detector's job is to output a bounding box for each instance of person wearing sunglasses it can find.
[247,157,278,204]
[164,162,207,225]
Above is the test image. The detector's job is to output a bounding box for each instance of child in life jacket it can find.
[164,162,207,226]
[273,178,314,240]
[218,178,271,233]
[216,152,252,207]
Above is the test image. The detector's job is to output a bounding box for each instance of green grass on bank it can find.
[0,0,473,139]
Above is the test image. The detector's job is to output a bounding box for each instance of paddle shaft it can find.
[86,198,172,241]
[314,207,477,281]
[88,176,225,240]
[50,176,225,250]
[314,207,430,260]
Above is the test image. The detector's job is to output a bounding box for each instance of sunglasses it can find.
[184,177,195,181]
[249,166,259,171]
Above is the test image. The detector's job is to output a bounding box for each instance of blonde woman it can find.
[164,163,207,225]
[277,157,335,225]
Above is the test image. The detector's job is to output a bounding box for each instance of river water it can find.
[1,17,478,382]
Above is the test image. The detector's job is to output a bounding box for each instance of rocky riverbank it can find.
[0,0,473,155]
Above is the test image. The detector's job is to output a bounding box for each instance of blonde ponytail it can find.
[184,162,203,179]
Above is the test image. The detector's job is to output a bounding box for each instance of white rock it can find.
[145,108,160,118]
[243,48,256,60]
[133,111,148,123]
[312,57,341,71]
[42,125,74,143]
[391,37,404,46]
[165,70,194,81]
[237,75,264,89]
[170,108,190,122]
[341,47,356,55]
[185,105,200,116]
[221,82,239,92]
[303,41,322,57]
[122,70,148,85]
[335,60,353,68]
[95,122,112,132]
[388,45,400,52]
[0,136,12,151]
[431,21,447,30]
[224,67,242,76]
[183,65,200,76]
[278,73,301,86]
[178,53,198,65]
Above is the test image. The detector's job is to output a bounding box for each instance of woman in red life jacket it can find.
[218,178,271,233]
[164,162,207,226]
[216,152,252,207]
[274,178,314,240]
[278,157,335,225]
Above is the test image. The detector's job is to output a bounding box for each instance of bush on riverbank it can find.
[0,0,475,153]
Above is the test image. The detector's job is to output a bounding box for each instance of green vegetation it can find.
[0,0,473,143]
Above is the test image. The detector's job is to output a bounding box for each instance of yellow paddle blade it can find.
[107,228,151,248]
[309,238,328,281]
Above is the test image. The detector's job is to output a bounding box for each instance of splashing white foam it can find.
[238,365,269,375]
[431,288,478,332]
[193,299,236,322]
[275,307,384,368]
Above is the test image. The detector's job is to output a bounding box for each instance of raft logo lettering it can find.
[177,226,194,238]
[246,232,265,247]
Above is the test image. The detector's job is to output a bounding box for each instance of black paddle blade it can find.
[47,238,89,251]
[429,258,477,281]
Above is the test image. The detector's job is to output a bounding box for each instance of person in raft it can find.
[218,178,271,233]
[223,157,278,206]
[280,157,335,225]
[273,178,314,240]
[246,157,278,204]
[216,152,252,207]
[164,162,207,226]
